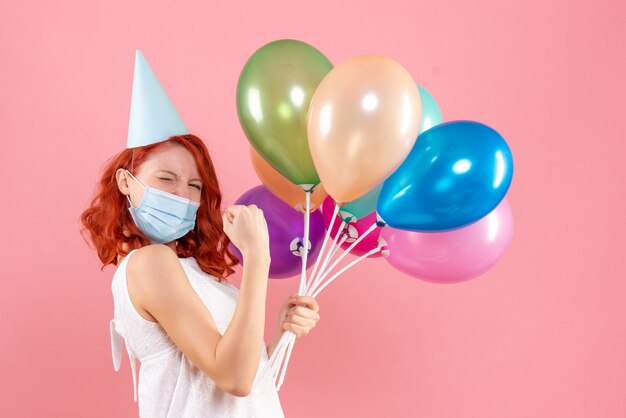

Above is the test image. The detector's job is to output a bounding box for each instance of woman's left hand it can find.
[277,293,320,340]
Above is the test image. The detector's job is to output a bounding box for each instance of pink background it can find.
[2,0,624,417]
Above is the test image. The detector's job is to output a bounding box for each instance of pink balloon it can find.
[380,198,514,283]
[321,196,383,257]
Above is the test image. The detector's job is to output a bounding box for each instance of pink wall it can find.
[2,0,624,416]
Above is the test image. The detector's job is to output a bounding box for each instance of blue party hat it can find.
[127,50,189,148]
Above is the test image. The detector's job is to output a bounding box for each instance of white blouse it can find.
[110,250,284,417]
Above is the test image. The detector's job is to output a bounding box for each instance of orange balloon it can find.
[249,147,327,213]
[308,55,422,203]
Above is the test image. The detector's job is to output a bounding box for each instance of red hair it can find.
[80,134,239,281]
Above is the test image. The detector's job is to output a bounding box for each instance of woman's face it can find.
[116,144,203,207]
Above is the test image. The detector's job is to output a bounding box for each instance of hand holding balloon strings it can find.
[262,200,385,389]
[265,203,386,390]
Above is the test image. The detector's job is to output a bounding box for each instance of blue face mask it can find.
[125,170,201,244]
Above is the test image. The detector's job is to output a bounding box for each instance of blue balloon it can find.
[377,121,513,232]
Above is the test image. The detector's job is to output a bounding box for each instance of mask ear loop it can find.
[125,148,145,209]
[124,147,136,209]
[125,170,148,210]
[126,194,135,209]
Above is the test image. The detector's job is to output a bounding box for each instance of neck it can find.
[116,241,177,265]
[164,241,177,252]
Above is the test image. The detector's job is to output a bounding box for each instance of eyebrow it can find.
[157,170,203,183]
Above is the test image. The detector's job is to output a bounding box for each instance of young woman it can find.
[81,134,320,417]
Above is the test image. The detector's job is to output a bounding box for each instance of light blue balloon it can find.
[417,85,443,134]
[337,184,383,222]
[377,121,514,232]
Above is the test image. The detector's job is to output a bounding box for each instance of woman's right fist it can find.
[222,204,270,259]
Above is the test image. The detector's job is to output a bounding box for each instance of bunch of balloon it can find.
[238,39,515,392]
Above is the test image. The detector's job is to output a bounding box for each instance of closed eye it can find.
[190,183,202,190]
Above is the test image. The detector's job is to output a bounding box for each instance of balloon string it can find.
[308,222,378,296]
[306,202,340,293]
[254,330,292,389]
[268,339,288,376]
[270,333,292,383]
[270,332,291,369]
[298,191,312,295]
[313,233,351,292]
[312,246,382,298]
[276,333,297,390]
[269,331,296,390]
[305,220,347,295]
[315,220,347,287]
[327,233,348,266]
